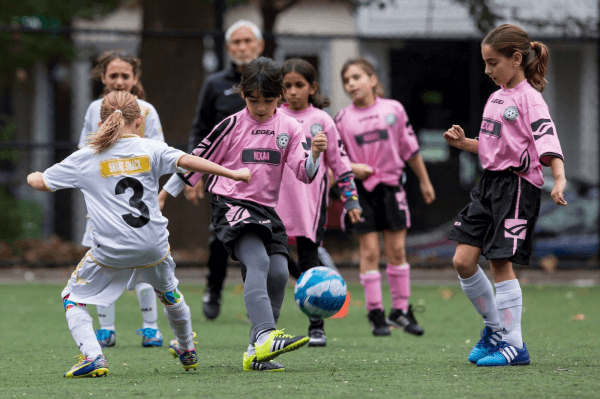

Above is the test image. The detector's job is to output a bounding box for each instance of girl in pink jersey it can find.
[444,24,566,367]
[162,57,328,371]
[336,58,435,337]
[276,58,362,347]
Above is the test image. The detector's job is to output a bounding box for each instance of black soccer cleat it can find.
[308,318,327,347]
[202,285,222,321]
[368,308,391,336]
[386,304,424,336]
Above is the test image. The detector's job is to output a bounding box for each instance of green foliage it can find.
[0,0,120,77]
[0,186,42,241]
[0,283,598,398]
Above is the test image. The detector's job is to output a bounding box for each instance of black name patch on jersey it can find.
[355,129,389,145]
[480,118,502,137]
[252,130,275,135]
[241,149,281,165]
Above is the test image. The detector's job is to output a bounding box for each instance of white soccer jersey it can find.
[44,135,185,268]
[78,98,165,149]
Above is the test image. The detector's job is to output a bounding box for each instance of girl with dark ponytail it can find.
[443,24,566,367]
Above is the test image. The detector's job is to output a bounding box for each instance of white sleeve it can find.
[78,105,95,149]
[43,152,81,191]
[152,142,186,176]
[162,174,185,197]
[144,106,165,143]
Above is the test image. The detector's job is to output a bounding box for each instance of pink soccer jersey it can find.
[477,80,563,188]
[275,104,353,242]
[335,97,419,192]
[180,107,313,208]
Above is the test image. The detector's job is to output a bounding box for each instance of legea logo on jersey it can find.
[99,156,151,178]
[310,123,323,136]
[252,130,275,135]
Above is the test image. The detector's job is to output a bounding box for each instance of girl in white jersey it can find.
[335,58,435,337]
[79,51,165,349]
[27,91,250,378]
[160,57,327,371]
[444,24,566,367]
[277,58,362,347]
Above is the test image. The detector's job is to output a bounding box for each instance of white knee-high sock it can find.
[66,306,103,359]
[495,279,523,348]
[136,283,158,329]
[96,304,116,332]
[459,266,501,329]
[163,298,194,351]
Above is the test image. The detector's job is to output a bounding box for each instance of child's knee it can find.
[155,287,184,306]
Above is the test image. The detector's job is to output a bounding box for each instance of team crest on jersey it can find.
[276,133,290,149]
[310,123,323,136]
[502,106,519,121]
[385,114,397,126]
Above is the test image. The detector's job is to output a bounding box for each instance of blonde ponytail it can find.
[88,91,141,153]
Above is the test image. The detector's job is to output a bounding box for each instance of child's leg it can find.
[234,232,276,340]
[135,283,158,329]
[490,260,522,348]
[156,287,194,351]
[266,253,289,325]
[358,232,383,311]
[64,298,102,360]
[96,304,116,332]
[454,244,501,328]
[382,229,409,312]
[296,237,320,274]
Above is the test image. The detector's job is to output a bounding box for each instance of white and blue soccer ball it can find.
[294,266,347,319]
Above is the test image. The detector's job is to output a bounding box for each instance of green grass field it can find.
[1,282,599,398]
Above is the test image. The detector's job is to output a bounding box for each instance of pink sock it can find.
[360,271,383,311]
[386,264,410,312]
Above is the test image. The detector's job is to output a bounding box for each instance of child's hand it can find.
[551,177,567,206]
[420,181,435,204]
[347,208,362,224]
[234,168,251,183]
[183,182,203,205]
[311,132,327,159]
[353,163,374,180]
[158,190,169,211]
[443,125,466,147]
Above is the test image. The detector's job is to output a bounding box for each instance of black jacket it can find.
[188,64,245,152]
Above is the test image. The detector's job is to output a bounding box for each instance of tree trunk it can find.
[140,0,215,256]
[261,1,279,58]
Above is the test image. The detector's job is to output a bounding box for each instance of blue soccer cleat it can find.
[64,354,109,378]
[136,328,163,347]
[476,341,530,367]
[95,329,116,348]
[468,326,502,364]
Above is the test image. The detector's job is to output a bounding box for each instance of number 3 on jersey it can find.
[115,177,150,228]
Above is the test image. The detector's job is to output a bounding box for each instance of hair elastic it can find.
[114,110,122,114]
[530,42,534,49]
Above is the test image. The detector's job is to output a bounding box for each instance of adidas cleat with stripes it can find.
[95,329,116,348]
[254,329,309,362]
[64,354,109,378]
[243,352,285,372]
[136,328,163,347]
[468,326,502,364]
[476,341,530,367]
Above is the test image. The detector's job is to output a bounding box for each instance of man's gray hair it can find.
[225,20,263,43]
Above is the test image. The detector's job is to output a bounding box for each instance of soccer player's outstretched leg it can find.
[444,24,566,366]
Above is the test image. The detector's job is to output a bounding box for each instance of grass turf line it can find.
[0,283,598,399]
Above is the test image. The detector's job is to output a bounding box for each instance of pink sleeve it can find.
[527,105,563,167]
[323,116,352,180]
[285,124,311,183]
[397,106,419,161]
[178,116,234,186]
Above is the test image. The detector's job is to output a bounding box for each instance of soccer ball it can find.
[294,267,347,318]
